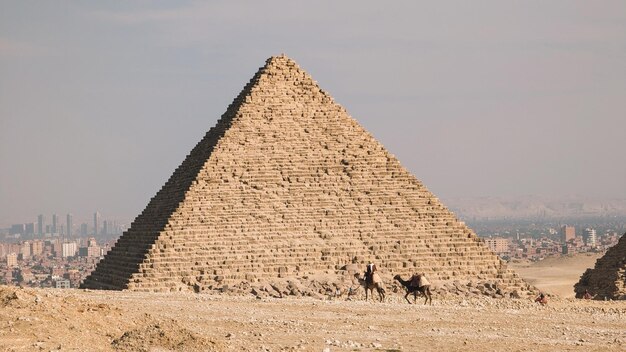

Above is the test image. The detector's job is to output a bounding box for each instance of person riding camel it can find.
[365,263,380,284]
[365,263,377,285]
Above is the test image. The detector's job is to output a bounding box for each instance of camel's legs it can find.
[404,292,412,304]
[424,288,432,305]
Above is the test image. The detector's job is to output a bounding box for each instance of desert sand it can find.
[1,253,624,351]
[509,252,603,298]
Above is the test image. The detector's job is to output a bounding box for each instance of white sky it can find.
[1,1,625,226]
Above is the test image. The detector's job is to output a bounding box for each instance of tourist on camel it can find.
[365,263,377,285]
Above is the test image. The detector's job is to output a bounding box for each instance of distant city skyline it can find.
[1,1,625,226]
[3,210,127,236]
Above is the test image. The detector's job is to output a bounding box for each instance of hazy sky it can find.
[1,1,625,226]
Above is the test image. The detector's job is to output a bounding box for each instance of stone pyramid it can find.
[574,233,626,300]
[82,55,529,294]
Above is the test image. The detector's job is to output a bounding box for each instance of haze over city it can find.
[1,1,625,227]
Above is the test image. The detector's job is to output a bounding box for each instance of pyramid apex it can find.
[264,54,298,68]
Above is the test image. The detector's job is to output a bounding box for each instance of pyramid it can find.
[574,233,626,300]
[82,55,529,294]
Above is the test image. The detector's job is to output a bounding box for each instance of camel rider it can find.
[365,263,377,285]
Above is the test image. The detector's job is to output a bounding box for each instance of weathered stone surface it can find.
[81,55,530,296]
[575,233,626,300]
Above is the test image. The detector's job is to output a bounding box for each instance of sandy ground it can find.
[0,253,624,352]
[509,253,602,298]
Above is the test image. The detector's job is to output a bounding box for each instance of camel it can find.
[394,274,432,305]
[354,273,385,302]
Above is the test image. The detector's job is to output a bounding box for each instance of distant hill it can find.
[443,195,626,220]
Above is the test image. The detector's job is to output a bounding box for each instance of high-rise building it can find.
[66,214,73,238]
[19,242,31,260]
[80,223,88,236]
[50,239,62,258]
[52,214,58,234]
[583,228,597,248]
[61,242,77,258]
[6,253,18,267]
[37,214,45,236]
[560,225,575,243]
[10,224,25,235]
[25,223,35,236]
[102,220,109,236]
[30,240,43,256]
[93,212,100,236]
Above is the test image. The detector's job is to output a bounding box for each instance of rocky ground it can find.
[1,253,623,351]
[0,283,624,352]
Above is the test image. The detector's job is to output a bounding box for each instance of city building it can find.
[483,237,510,254]
[61,241,77,258]
[79,237,101,258]
[583,228,597,248]
[560,225,575,243]
[93,212,100,236]
[25,223,35,235]
[19,241,31,260]
[80,223,88,236]
[50,239,62,258]
[66,213,73,238]
[17,268,34,284]
[30,240,43,256]
[88,237,97,247]
[52,214,58,234]
[10,224,25,235]
[6,253,18,267]
[54,279,70,289]
[37,214,45,236]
